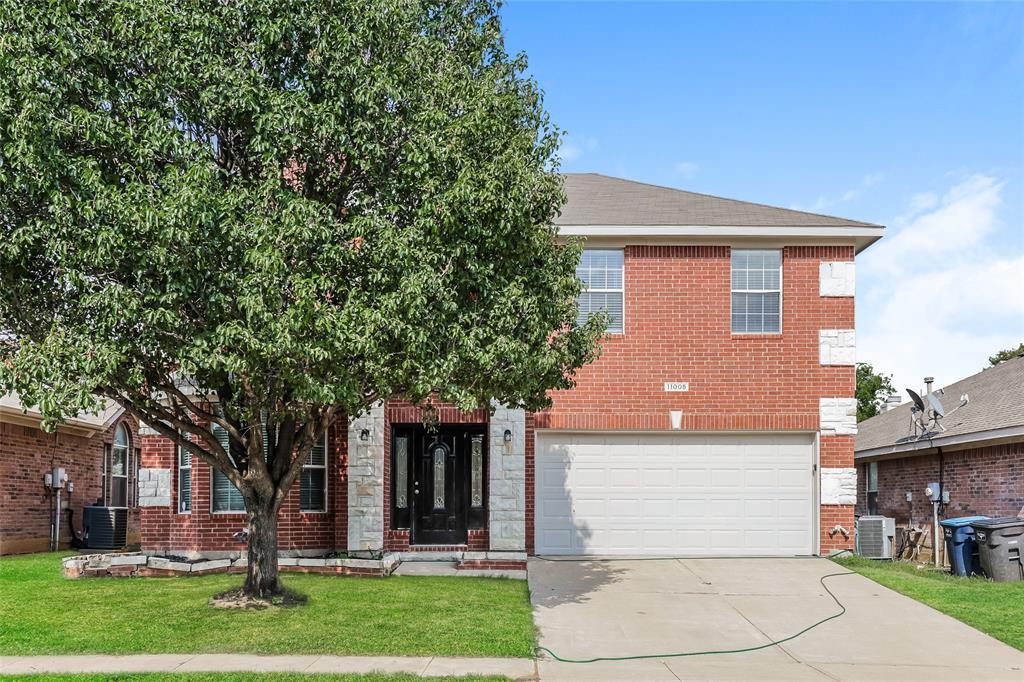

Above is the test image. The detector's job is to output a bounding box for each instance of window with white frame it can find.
[109,424,130,507]
[211,421,245,513]
[178,438,192,513]
[731,249,782,334]
[576,249,624,333]
[300,432,328,512]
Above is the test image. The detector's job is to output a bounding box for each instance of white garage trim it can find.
[535,430,820,556]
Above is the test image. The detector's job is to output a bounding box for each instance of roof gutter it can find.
[557,225,885,253]
[855,424,1024,462]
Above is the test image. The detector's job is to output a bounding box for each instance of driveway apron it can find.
[529,556,1024,681]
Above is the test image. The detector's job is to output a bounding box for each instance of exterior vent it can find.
[83,506,128,550]
[857,515,895,559]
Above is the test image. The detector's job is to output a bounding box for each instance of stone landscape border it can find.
[61,551,526,579]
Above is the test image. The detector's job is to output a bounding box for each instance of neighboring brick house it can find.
[138,173,884,563]
[0,396,140,555]
[855,355,1024,527]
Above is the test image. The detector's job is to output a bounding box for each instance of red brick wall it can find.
[533,244,856,554]
[857,442,1024,525]
[1,416,140,555]
[140,421,348,554]
[537,245,853,428]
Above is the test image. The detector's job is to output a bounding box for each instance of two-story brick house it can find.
[137,173,883,565]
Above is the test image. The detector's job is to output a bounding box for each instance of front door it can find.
[392,425,485,546]
[413,430,464,545]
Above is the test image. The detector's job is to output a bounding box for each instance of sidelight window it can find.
[395,436,409,509]
[432,444,446,509]
[471,435,484,507]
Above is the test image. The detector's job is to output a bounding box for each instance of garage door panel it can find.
[778,499,810,519]
[676,498,707,517]
[535,433,814,556]
[642,498,674,518]
[710,468,743,487]
[744,498,775,517]
[777,473,808,490]
[676,468,709,487]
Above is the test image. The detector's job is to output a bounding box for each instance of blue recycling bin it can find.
[940,516,989,576]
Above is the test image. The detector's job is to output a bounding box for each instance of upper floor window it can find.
[731,249,781,334]
[577,249,624,334]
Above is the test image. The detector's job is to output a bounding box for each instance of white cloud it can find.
[558,135,598,164]
[674,161,700,178]
[864,174,1004,275]
[908,192,939,213]
[857,173,1024,396]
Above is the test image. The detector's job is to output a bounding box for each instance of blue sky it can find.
[502,1,1024,396]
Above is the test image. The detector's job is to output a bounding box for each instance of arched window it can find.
[108,424,130,507]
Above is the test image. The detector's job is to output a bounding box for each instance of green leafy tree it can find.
[856,363,896,422]
[989,342,1024,366]
[0,0,604,597]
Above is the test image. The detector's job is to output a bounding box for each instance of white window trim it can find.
[110,425,130,508]
[579,248,625,335]
[300,432,329,514]
[177,439,192,515]
[730,248,783,335]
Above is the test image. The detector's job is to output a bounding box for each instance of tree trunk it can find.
[244,502,282,598]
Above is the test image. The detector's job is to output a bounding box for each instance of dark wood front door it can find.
[391,425,486,546]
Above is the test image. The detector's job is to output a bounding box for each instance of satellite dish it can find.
[906,388,926,412]
[927,393,945,418]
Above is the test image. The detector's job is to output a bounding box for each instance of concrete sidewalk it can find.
[0,654,538,679]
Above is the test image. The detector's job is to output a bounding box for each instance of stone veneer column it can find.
[347,404,385,556]
[488,403,526,551]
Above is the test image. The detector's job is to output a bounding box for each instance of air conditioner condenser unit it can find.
[857,515,896,559]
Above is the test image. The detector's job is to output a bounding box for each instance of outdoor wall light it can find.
[503,429,512,443]
[360,428,370,441]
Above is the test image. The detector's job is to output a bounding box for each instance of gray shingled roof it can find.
[856,355,1024,458]
[558,173,882,228]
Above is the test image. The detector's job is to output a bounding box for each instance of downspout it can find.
[936,446,945,567]
[937,447,945,515]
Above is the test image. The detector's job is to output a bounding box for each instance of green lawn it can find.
[8,671,503,675]
[834,556,1024,651]
[0,553,534,658]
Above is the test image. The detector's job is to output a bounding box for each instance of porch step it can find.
[391,560,526,580]
[393,561,459,576]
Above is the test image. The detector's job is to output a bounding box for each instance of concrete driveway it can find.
[529,557,1024,681]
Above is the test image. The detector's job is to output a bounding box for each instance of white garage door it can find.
[535,432,815,556]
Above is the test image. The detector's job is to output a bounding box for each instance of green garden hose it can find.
[533,554,855,664]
